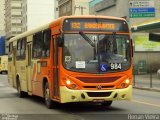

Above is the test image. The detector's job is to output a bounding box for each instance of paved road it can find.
[0,75,160,120]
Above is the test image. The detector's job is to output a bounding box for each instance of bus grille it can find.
[76,76,120,83]
[83,86,114,89]
[87,92,112,97]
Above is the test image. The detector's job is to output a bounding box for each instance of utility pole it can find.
[80,6,86,15]
[74,5,86,15]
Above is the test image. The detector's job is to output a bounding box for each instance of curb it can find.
[133,86,160,92]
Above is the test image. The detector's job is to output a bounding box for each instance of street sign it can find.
[129,0,155,18]
[129,0,154,8]
[129,8,155,13]
[130,13,155,18]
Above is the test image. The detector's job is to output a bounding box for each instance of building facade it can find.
[5,0,22,53]
[0,0,5,36]
[5,0,58,53]
[58,0,89,17]
[90,0,160,23]
[89,0,130,21]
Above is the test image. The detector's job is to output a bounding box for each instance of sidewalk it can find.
[133,73,160,92]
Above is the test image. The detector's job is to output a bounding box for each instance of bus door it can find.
[53,37,59,99]
[26,42,32,93]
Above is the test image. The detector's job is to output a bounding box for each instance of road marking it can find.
[132,100,160,108]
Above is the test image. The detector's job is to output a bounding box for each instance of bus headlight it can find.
[121,79,130,88]
[125,79,130,84]
[64,79,80,90]
[117,78,131,89]
[66,80,71,85]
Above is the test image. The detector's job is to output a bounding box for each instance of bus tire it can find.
[16,79,26,98]
[44,82,54,109]
[101,101,113,107]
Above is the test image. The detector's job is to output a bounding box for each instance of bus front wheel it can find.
[101,101,113,107]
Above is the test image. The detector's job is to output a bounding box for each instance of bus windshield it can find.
[62,33,131,73]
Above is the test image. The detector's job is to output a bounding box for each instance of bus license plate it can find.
[93,99,105,102]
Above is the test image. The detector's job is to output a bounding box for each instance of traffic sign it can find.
[129,0,155,18]
[129,0,154,8]
[129,8,155,13]
[130,13,155,18]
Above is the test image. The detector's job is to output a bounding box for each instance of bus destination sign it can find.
[63,18,129,32]
[71,22,115,30]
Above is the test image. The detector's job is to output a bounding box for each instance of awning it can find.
[131,20,160,32]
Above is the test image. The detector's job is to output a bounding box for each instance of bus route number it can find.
[110,63,122,70]
[71,22,80,29]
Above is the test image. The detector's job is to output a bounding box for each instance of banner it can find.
[133,34,160,51]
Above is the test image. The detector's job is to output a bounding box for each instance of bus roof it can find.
[9,23,50,43]
[9,15,126,42]
[57,15,126,21]
[49,15,126,27]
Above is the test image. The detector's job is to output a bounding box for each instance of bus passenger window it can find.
[42,29,51,57]
[8,42,13,61]
[20,38,26,59]
[33,36,37,58]
[16,38,26,60]
[17,40,21,59]
[33,32,43,58]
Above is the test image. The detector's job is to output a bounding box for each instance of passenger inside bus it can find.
[99,36,113,62]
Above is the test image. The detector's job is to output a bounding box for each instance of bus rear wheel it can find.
[16,80,26,98]
[101,101,113,107]
[44,82,54,109]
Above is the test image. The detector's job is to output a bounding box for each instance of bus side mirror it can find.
[131,39,133,57]
[57,35,64,47]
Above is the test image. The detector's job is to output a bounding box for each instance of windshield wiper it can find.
[79,31,95,47]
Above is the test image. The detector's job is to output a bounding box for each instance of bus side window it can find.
[42,29,51,57]
[20,38,26,59]
[33,32,43,58]
[33,35,37,58]
[8,42,13,61]
[17,39,21,59]
[16,38,26,60]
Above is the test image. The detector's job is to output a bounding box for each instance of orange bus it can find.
[8,15,133,108]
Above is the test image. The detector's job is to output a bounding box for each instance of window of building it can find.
[66,1,71,12]
[62,5,66,14]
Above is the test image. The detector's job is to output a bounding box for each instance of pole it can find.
[150,65,152,88]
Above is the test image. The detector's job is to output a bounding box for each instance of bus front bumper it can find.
[59,85,132,103]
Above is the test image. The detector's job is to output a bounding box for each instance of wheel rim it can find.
[17,83,20,94]
[45,88,50,102]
